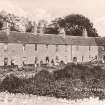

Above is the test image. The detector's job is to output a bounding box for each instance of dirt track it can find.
[0,92,105,105]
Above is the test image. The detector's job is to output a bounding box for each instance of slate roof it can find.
[0,31,105,46]
[94,37,105,46]
[65,36,97,46]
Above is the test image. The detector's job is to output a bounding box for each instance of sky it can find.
[0,0,105,36]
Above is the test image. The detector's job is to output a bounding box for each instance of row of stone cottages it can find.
[0,30,105,66]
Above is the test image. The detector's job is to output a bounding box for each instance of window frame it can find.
[4,43,8,52]
[89,46,91,51]
[35,44,37,51]
[56,45,59,52]
[46,44,49,49]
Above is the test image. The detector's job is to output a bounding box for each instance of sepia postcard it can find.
[0,0,105,105]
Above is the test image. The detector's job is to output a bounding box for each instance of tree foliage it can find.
[0,17,3,30]
[25,21,33,32]
[44,19,60,34]
[46,14,98,37]
[0,10,34,32]
[0,11,99,37]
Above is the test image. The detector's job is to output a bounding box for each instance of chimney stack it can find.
[59,27,66,38]
[82,28,88,38]
[32,21,37,35]
[37,20,46,35]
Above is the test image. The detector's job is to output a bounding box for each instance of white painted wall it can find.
[0,43,100,66]
[8,43,23,65]
[24,44,35,64]
[71,45,98,62]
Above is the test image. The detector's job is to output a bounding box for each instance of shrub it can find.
[34,70,54,83]
[0,74,23,92]
[1,65,105,100]
[14,70,55,95]
[53,64,88,80]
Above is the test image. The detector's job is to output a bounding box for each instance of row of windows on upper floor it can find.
[3,43,98,52]
[21,44,98,52]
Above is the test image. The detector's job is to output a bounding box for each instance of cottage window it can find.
[73,57,77,64]
[46,44,48,49]
[35,57,38,64]
[56,45,59,52]
[89,46,91,51]
[46,56,49,63]
[35,44,37,51]
[56,56,59,62]
[82,56,84,62]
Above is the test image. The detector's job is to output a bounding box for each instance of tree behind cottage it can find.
[45,14,98,37]
[0,10,46,34]
[0,10,30,32]
[0,10,7,30]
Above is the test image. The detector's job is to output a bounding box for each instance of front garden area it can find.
[0,63,105,100]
